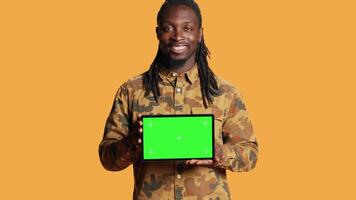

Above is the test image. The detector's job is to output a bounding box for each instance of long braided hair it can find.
[143,0,218,108]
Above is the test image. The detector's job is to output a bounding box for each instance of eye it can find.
[183,26,193,31]
[161,25,173,32]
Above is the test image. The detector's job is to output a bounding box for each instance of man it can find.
[99,0,258,199]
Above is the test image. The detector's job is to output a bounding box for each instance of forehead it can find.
[159,5,199,25]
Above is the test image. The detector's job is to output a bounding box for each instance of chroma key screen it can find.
[142,115,214,160]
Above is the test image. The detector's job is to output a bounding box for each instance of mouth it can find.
[169,44,188,54]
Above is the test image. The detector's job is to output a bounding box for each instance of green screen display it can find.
[142,115,214,160]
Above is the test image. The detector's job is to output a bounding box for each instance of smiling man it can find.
[99,0,258,199]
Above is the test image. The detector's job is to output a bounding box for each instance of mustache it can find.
[167,42,189,46]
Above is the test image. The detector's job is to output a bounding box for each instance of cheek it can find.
[187,33,200,44]
[159,33,172,43]
[188,38,199,50]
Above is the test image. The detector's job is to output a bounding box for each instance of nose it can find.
[172,28,184,41]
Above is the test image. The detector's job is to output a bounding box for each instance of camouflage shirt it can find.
[99,65,258,200]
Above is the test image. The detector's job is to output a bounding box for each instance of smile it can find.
[170,45,188,54]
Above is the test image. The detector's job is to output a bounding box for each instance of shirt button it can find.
[172,72,178,77]
[177,174,181,179]
[176,87,182,93]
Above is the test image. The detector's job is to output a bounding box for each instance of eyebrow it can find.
[160,20,195,25]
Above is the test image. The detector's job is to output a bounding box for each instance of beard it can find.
[159,50,189,70]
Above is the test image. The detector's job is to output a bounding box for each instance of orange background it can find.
[1,0,355,199]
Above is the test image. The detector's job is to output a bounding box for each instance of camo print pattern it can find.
[99,65,258,199]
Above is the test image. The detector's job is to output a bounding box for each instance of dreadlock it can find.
[143,0,218,108]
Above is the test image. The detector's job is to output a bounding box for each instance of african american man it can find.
[99,0,258,199]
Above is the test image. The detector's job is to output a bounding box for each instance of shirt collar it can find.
[158,64,199,84]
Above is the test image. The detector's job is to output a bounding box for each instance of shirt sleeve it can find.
[213,89,258,172]
[98,84,140,171]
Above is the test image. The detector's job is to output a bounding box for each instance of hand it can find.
[185,145,223,166]
[137,120,143,144]
[131,116,143,148]
[185,159,214,166]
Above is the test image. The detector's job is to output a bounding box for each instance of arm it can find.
[214,90,258,172]
[98,84,140,171]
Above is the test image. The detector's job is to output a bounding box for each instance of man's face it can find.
[157,5,202,64]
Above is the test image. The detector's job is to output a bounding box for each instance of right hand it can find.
[131,116,143,148]
[137,120,143,144]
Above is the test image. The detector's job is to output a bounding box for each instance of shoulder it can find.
[213,75,248,117]
[112,72,146,100]
[118,72,146,92]
[214,75,247,109]
[215,75,242,97]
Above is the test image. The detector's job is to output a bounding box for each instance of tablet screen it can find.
[142,114,214,160]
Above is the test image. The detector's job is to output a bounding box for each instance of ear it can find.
[199,27,203,42]
[156,26,160,40]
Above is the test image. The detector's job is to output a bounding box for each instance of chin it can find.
[170,55,188,61]
[158,49,192,67]
[168,57,188,67]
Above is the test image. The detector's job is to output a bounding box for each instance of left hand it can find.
[185,159,214,166]
[185,144,223,166]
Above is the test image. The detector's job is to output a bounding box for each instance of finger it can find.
[139,127,143,133]
[189,159,199,165]
[139,120,143,126]
[196,160,204,165]
[186,159,196,165]
[138,138,142,144]
[206,160,214,165]
[197,160,213,165]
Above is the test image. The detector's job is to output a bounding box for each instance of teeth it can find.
[172,46,186,50]
[171,46,187,53]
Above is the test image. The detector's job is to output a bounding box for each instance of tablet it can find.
[142,114,214,161]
